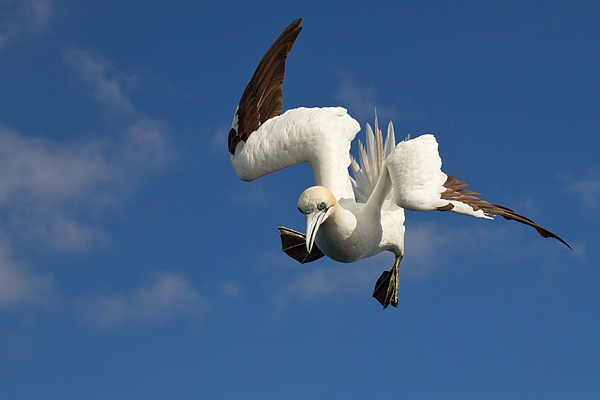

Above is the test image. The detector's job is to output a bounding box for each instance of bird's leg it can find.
[372,255,402,309]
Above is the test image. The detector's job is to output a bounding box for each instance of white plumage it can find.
[227,18,571,309]
[387,135,490,218]
[231,107,359,200]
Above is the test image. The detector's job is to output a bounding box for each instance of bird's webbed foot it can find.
[277,226,325,264]
[372,255,401,309]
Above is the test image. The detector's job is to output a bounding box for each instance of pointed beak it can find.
[305,209,329,253]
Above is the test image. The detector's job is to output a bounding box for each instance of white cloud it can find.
[121,118,172,169]
[0,50,171,251]
[0,118,170,255]
[211,126,229,152]
[65,48,138,114]
[0,0,54,49]
[399,220,516,279]
[333,70,397,123]
[284,262,380,300]
[0,128,117,251]
[0,48,173,307]
[564,176,600,210]
[333,70,430,135]
[229,184,271,207]
[222,281,242,298]
[78,272,209,328]
[401,218,572,277]
[274,221,469,303]
[64,47,173,169]
[276,217,575,304]
[0,235,52,306]
[0,130,117,204]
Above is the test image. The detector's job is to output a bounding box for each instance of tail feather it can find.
[351,112,396,203]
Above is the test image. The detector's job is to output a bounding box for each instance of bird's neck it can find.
[310,161,354,201]
[364,163,392,214]
[321,203,356,240]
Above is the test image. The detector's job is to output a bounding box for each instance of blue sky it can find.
[1,1,599,398]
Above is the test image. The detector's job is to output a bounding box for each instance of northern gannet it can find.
[228,18,571,309]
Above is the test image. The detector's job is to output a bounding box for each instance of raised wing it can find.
[386,134,571,249]
[228,18,303,155]
[228,19,360,200]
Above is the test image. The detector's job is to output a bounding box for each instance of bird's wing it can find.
[386,134,572,249]
[228,18,302,155]
[229,19,359,200]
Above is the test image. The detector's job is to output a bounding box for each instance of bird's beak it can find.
[305,209,329,253]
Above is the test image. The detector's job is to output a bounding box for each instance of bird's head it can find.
[297,186,337,253]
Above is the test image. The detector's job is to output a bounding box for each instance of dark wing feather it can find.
[438,174,572,250]
[228,18,303,154]
[278,226,325,264]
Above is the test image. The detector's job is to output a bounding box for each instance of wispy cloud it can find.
[0,119,170,255]
[276,217,576,304]
[65,48,139,115]
[274,222,463,304]
[78,272,209,328]
[0,128,117,252]
[121,118,172,169]
[0,0,54,49]
[564,175,600,211]
[403,218,577,276]
[0,125,163,305]
[0,130,115,204]
[228,184,271,207]
[280,261,381,303]
[222,281,242,298]
[333,70,397,122]
[333,70,430,135]
[211,126,229,152]
[0,48,173,307]
[64,47,172,168]
[0,235,52,306]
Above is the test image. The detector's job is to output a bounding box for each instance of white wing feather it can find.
[231,107,360,200]
[386,134,451,212]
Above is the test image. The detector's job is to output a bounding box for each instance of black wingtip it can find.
[228,18,304,155]
[534,226,573,251]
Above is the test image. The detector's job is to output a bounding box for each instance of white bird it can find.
[228,19,571,309]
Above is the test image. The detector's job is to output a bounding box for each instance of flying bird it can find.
[228,18,571,309]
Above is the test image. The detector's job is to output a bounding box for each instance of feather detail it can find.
[351,112,396,203]
[228,18,303,154]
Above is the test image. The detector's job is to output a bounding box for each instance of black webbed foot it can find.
[372,255,401,309]
[278,226,325,264]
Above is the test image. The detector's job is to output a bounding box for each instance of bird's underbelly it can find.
[315,206,405,262]
[315,223,383,263]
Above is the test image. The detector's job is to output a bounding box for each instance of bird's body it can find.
[231,105,405,262]
[308,192,405,264]
[227,18,571,309]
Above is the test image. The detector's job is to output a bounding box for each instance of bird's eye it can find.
[318,202,326,210]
